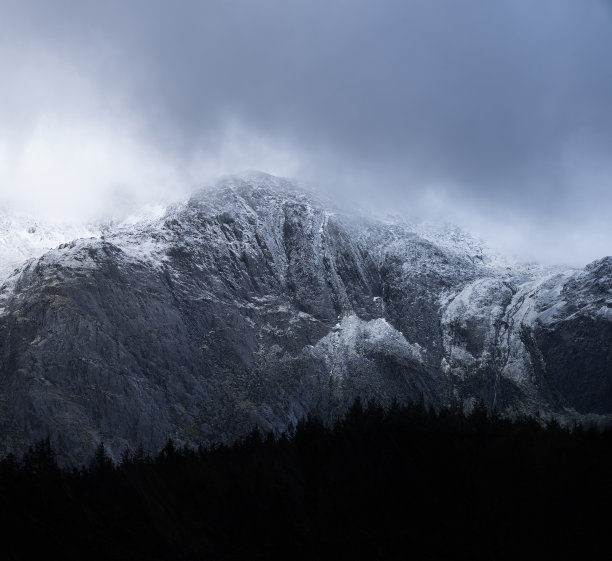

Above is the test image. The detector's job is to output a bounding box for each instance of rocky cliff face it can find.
[1,173,610,464]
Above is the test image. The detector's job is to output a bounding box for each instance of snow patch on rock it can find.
[314,315,426,379]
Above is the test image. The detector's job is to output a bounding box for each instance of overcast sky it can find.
[1,0,611,264]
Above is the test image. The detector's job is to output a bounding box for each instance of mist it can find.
[1,0,611,265]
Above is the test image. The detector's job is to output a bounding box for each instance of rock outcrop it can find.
[1,173,610,463]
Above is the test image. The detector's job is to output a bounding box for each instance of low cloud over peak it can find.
[1,0,611,265]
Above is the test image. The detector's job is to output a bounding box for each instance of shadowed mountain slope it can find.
[1,173,610,463]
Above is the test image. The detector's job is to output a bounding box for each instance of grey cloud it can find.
[1,0,612,264]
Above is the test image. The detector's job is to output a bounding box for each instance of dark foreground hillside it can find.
[1,400,612,560]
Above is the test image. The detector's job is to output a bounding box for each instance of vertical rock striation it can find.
[0,173,610,464]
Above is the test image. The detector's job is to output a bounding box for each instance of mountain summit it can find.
[1,173,610,463]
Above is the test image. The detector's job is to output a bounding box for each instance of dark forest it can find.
[1,400,611,560]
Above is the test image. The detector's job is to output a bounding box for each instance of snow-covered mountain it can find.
[1,172,610,464]
[0,210,99,284]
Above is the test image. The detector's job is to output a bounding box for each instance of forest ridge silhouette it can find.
[1,399,611,560]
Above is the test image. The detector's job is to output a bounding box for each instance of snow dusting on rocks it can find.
[0,172,610,463]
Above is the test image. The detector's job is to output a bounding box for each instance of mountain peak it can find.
[1,173,611,464]
[189,172,326,209]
